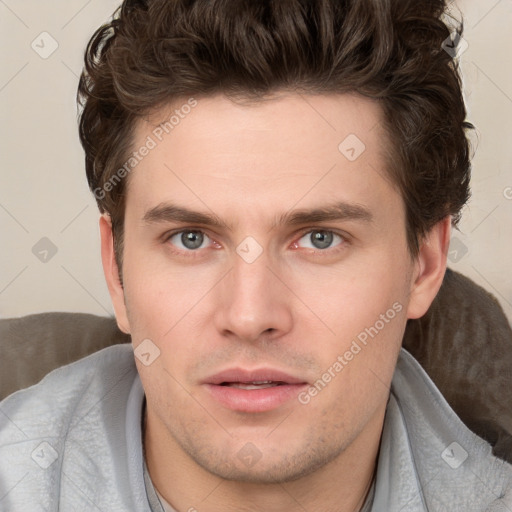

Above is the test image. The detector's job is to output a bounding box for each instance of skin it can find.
[100,92,450,512]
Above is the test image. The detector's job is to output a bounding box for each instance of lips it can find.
[202,368,308,413]
[203,368,308,386]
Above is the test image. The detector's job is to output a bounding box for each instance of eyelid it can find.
[293,227,350,251]
[163,227,214,242]
[295,226,349,240]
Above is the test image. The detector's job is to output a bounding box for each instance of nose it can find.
[213,248,294,343]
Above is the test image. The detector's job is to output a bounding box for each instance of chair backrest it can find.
[403,269,512,463]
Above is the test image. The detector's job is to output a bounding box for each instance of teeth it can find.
[226,381,281,390]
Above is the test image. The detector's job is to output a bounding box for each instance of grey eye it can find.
[169,230,208,250]
[297,230,342,250]
[182,231,204,249]
[310,231,333,249]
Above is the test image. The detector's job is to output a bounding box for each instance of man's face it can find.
[110,92,421,482]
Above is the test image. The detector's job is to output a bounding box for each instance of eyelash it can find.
[162,228,350,257]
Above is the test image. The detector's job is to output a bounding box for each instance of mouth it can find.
[202,370,309,413]
[219,380,286,390]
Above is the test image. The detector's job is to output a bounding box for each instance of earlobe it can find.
[406,216,451,320]
[99,214,131,334]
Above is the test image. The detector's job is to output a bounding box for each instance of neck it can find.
[144,404,383,512]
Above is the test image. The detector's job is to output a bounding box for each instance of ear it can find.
[99,214,131,334]
[406,216,451,319]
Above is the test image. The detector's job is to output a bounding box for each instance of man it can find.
[1,0,511,510]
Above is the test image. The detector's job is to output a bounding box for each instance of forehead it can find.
[125,92,398,226]
[139,92,384,160]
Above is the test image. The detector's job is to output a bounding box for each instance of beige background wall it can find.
[1,0,511,323]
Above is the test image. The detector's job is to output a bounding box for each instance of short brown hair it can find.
[78,0,472,275]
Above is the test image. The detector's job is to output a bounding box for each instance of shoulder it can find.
[391,348,512,509]
[0,343,136,430]
[0,344,140,511]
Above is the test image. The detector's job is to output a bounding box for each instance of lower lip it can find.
[203,383,308,413]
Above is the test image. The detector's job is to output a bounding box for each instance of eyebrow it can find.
[142,201,373,230]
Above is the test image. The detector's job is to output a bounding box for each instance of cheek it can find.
[291,247,411,337]
[299,297,406,433]
[292,247,411,404]
[121,238,211,334]
[121,247,221,390]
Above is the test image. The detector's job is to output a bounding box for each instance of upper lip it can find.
[203,368,308,385]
